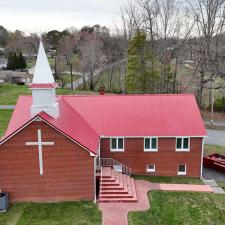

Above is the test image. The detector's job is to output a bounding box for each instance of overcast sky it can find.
[0,0,127,34]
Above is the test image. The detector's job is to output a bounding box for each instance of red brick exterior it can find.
[100,138,203,177]
[0,121,95,202]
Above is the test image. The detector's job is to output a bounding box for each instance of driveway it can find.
[205,129,225,147]
[203,167,225,182]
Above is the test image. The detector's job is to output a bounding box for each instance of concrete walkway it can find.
[0,105,15,109]
[203,179,225,194]
[99,180,212,225]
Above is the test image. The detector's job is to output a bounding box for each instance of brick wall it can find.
[100,138,203,177]
[0,121,95,202]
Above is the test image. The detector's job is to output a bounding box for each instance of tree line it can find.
[1,0,225,111]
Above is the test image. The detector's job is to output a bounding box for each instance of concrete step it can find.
[100,189,129,194]
[98,166,138,202]
[98,196,137,202]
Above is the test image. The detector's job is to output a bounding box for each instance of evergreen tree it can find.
[126,32,158,93]
[18,51,27,70]
[13,52,19,70]
[6,52,13,70]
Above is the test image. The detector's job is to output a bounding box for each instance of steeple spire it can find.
[30,41,59,119]
[32,41,55,85]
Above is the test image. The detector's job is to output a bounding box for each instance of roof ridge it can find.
[61,93,194,97]
[60,96,99,137]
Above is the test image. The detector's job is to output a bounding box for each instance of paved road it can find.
[0,105,15,109]
[205,129,225,147]
[205,120,225,127]
[68,59,126,89]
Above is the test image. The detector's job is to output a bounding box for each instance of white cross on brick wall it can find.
[26,129,54,175]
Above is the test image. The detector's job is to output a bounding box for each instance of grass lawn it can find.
[0,84,96,105]
[128,191,225,225]
[60,73,82,86]
[0,201,101,225]
[133,175,203,184]
[0,109,13,137]
[204,144,225,156]
[218,182,225,191]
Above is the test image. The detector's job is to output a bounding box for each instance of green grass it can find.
[218,182,225,191]
[0,109,13,137]
[60,73,81,85]
[26,60,35,69]
[128,191,225,225]
[0,203,28,225]
[0,84,31,105]
[0,201,101,225]
[134,175,203,184]
[27,58,55,69]
[204,144,225,156]
[0,84,96,105]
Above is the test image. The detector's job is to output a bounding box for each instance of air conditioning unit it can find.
[0,192,8,212]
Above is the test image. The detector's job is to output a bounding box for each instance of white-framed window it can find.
[144,137,158,152]
[178,164,186,175]
[146,164,156,173]
[176,137,190,151]
[110,137,124,152]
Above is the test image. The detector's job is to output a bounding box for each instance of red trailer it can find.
[203,153,225,173]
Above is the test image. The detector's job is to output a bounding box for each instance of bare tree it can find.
[80,33,107,90]
[187,0,225,107]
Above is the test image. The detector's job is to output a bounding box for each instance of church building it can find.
[0,42,206,203]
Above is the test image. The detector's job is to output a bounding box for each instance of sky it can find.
[0,0,127,34]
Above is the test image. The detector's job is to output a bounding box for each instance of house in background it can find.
[0,70,32,84]
[0,42,207,203]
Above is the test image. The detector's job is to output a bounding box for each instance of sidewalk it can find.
[99,180,212,225]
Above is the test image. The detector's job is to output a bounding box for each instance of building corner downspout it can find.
[94,155,97,203]
[200,137,205,179]
[93,139,101,204]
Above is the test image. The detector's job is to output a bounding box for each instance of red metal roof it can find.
[1,94,206,153]
[2,96,99,155]
[64,94,206,137]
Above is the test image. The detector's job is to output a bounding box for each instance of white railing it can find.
[99,158,131,176]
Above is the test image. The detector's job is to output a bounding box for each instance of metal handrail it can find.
[100,158,131,176]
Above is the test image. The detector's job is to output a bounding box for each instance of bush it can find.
[214,97,225,112]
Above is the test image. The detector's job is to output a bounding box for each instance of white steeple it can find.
[32,41,55,84]
[30,41,59,119]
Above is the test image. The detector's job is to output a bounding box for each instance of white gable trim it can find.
[0,116,98,157]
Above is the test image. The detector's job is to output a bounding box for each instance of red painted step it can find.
[98,166,137,203]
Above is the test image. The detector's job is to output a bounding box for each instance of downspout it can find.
[94,138,101,203]
[200,137,205,179]
[94,155,97,203]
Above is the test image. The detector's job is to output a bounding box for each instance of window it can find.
[144,138,158,151]
[146,164,156,173]
[176,138,190,151]
[178,164,186,175]
[110,138,124,151]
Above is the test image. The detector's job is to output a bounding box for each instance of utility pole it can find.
[70,63,73,90]
[211,76,214,125]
